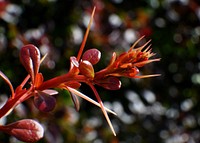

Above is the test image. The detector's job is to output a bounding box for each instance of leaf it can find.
[82,49,101,65]
[20,44,41,82]
[79,60,94,78]
[1,119,44,143]
[95,77,121,90]
[34,91,56,112]
[69,91,80,111]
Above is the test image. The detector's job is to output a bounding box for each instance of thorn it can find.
[77,6,96,61]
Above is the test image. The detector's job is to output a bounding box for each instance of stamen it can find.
[143,45,152,53]
[134,58,160,67]
[136,39,151,52]
[129,35,145,51]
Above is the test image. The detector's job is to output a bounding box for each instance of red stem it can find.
[37,73,87,91]
[0,87,33,118]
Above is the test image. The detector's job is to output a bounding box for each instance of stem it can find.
[94,65,117,80]
[38,73,73,90]
[0,125,10,132]
[0,87,33,118]
[38,73,87,91]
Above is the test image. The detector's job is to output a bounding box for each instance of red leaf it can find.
[95,77,121,90]
[20,44,40,82]
[34,91,56,112]
[82,49,101,65]
[79,60,94,78]
[1,119,44,143]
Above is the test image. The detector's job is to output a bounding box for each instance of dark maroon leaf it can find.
[20,44,41,82]
[2,119,44,143]
[34,91,56,112]
[95,77,121,90]
[82,49,101,65]
[79,60,94,78]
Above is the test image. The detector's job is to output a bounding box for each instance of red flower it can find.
[94,36,160,90]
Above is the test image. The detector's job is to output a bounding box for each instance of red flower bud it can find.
[1,119,44,143]
[79,60,94,78]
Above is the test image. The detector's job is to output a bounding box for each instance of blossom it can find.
[94,36,160,89]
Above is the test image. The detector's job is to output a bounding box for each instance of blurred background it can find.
[0,0,200,143]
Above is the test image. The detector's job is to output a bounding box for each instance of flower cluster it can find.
[0,7,159,142]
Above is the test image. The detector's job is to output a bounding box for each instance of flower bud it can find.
[2,119,44,143]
